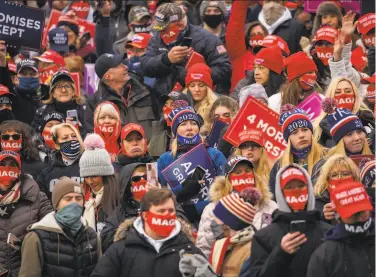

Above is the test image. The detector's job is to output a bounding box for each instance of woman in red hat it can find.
[231,46,286,101]
[184,63,218,126]
[269,51,323,113]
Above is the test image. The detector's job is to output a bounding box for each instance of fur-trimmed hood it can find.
[312,1,343,37]
[114,217,195,243]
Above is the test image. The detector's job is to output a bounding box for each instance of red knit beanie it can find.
[185,63,213,89]
[285,52,317,82]
[254,46,284,74]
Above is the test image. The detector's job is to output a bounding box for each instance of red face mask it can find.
[334,94,355,111]
[42,129,56,149]
[0,166,20,186]
[69,1,90,19]
[367,85,375,104]
[144,211,176,237]
[299,73,317,91]
[163,106,173,127]
[219,116,232,124]
[283,187,308,211]
[363,34,376,48]
[160,24,181,45]
[229,172,255,193]
[131,179,148,202]
[1,139,22,152]
[328,176,354,194]
[249,35,265,48]
[315,46,333,66]
[95,124,120,141]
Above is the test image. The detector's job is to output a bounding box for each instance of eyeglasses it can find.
[55,84,73,91]
[1,134,21,141]
[131,174,147,183]
[328,171,351,179]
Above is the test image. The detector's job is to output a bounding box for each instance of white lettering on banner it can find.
[0,14,41,30]
[172,168,184,182]
[152,218,175,226]
[257,119,286,145]
[181,162,192,173]
[286,195,308,203]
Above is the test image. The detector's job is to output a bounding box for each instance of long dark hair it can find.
[0,120,40,161]
[250,70,286,97]
[102,175,120,216]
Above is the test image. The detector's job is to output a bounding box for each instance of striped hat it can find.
[213,192,257,231]
[279,104,313,142]
[360,159,376,188]
[321,98,364,144]
[169,104,201,137]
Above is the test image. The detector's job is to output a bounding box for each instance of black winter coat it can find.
[270,18,304,55]
[249,210,331,277]
[21,157,46,181]
[32,101,87,138]
[92,218,202,277]
[0,176,52,276]
[141,24,232,96]
[36,152,82,199]
[307,222,375,277]
[101,163,187,252]
[85,76,156,140]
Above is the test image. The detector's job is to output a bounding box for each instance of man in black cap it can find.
[140,2,232,96]
[8,59,43,125]
[47,27,69,56]
[84,53,156,140]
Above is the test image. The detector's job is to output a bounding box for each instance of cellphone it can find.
[146,162,158,187]
[181,37,192,48]
[0,266,8,276]
[290,220,307,234]
[7,233,21,251]
[66,109,78,124]
[191,166,206,182]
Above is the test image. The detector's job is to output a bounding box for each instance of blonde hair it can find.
[234,147,271,182]
[50,123,84,153]
[279,138,326,175]
[94,102,121,125]
[314,154,360,196]
[43,79,85,105]
[183,87,218,126]
[313,77,371,142]
[327,136,372,156]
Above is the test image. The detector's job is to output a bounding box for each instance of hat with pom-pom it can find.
[360,159,376,188]
[169,102,201,137]
[321,97,364,144]
[213,187,260,231]
[79,133,114,177]
[279,104,313,142]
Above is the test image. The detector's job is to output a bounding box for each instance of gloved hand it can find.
[179,249,196,277]
[175,179,202,203]
[210,220,225,240]
[191,254,217,277]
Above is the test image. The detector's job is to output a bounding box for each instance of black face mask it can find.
[0,109,15,124]
[203,14,223,29]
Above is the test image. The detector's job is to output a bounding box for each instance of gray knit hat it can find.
[79,133,114,177]
[200,1,226,17]
[239,84,268,107]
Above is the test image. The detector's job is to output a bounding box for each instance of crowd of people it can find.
[0,0,375,276]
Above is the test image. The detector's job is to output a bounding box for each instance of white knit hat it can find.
[79,133,114,177]
[239,84,268,107]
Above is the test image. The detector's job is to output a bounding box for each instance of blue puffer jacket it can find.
[141,24,232,96]
[157,146,226,214]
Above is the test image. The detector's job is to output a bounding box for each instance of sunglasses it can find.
[131,174,147,183]
[1,134,21,141]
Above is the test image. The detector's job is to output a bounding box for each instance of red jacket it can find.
[226,0,255,92]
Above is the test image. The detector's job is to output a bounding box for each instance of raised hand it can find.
[333,32,345,62]
[341,11,358,38]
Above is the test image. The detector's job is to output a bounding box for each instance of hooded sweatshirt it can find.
[18,212,100,277]
[249,163,331,277]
